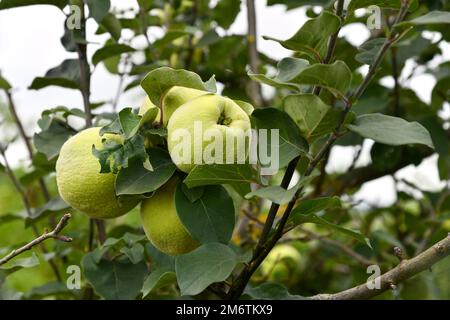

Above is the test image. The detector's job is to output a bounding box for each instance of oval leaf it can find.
[175,184,235,244]
[175,243,238,296]
[347,114,434,149]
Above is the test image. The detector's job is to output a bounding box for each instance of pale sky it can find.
[0,0,447,208]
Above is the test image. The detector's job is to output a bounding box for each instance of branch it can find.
[246,0,264,106]
[330,147,434,195]
[5,89,52,210]
[313,0,345,95]
[75,1,92,128]
[74,1,106,245]
[311,235,450,299]
[296,227,376,266]
[0,214,72,266]
[0,147,62,280]
[227,0,411,299]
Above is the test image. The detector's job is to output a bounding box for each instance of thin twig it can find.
[296,227,376,266]
[75,1,92,127]
[313,0,345,95]
[311,234,450,299]
[75,1,106,245]
[246,0,264,106]
[4,90,52,220]
[0,214,72,265]
[0,148,63,280]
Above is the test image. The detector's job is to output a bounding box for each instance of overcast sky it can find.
[0,0,448,207]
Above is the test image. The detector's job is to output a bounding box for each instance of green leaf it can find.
[234,100,254,116]
[33,120,76,159]
[82,254,148,300]
[245,172,319,205]
[287,197,371,247]
[296,61,352,98]
[290,196,341,216]
[175,184,235,244]
[0,74,12,90]
[283,94,331,141]
[0,0,67,10]
[140,67,208,106]
[184,164,261,188]
[249,57,309,91]
[92,134,147,173]
[347,114,434,149]
[141,269,176,298]
[181,184,204,203]
[213,0,241,29]
[115,148,176,195]
[175,243,238,296]
[263,11,341,61]
[0,213,26,225]
[253,60,352,97]
[396,11,450,29]
[29,59,80,90]
[92,44,134,66]
[24,281,73,299]
[348,0,418,12]
[0,253,40,275]
[146,243,175,270]
[26,197,69,226]
[120,243,145,264]
[86,0,110,23]
[252,108,309,169]
[153,28,196,47]
[355,38,386,65]
[118,108,141,139]
[100,13,122,41]
[204,75,218,93]
[244,283,304,300]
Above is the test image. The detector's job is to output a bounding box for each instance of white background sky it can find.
[0,0,448,207]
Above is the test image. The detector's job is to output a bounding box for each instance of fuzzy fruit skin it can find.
[167,94,251,173]
[162,86,207,126]
[139,86,207,126]
[139,96,159,117]
[259,244,302,283]
[140,179,198,256]
[56,127,139,219]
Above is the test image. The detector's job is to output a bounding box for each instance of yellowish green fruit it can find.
[56,127,139,219]
[140,178,198,256]
[271,263,291,283]
[139,87,208,127]
[139,96,160,119]
[260,244,302,281]
[162,86,208,126]
[167,94,251,173]
[443,219,450,231]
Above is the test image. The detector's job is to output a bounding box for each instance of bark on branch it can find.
[311,235,450,300]
[0,214,72,266]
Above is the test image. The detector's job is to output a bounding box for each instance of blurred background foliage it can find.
[0,0,449,300]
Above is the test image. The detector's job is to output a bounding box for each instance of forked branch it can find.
[0,214,72,266]
[311,235,450,300]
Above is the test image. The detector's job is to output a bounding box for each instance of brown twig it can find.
[75,1,106,245]
[311,235,450,300]
[0,148,63,280]
[246,0,264,107]
[0,214,72,266]
[4,89,52,223]
[297,227,376,266]
[313,0,345,96]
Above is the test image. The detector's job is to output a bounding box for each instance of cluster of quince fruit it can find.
[55,86,252,256]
